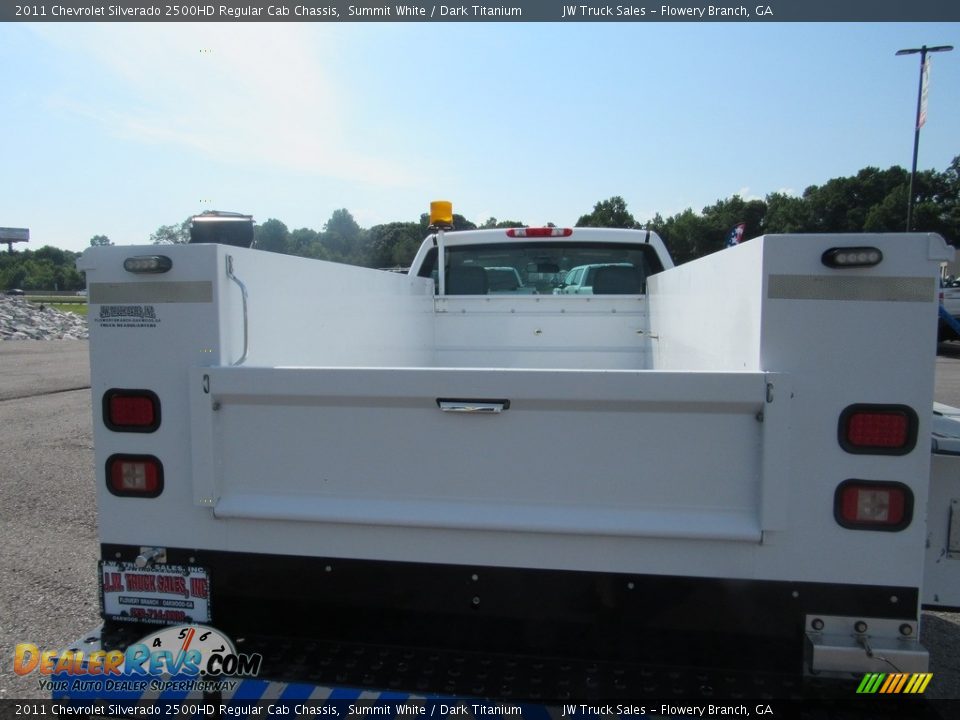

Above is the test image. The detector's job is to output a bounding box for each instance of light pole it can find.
[896,44,953,232]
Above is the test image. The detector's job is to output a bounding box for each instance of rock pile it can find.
[0,296,89,340]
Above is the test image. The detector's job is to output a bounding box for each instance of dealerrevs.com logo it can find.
[15,624,262,695]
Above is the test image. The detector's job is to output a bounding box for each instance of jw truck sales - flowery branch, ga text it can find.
[561,5,770,17]
[17,3,774,19]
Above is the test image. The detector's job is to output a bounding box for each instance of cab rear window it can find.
[418,242,664,295]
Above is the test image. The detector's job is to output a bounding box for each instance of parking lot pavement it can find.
[0,339,90,401]
[0,341,96,699]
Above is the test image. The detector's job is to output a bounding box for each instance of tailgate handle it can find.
[437,399,510,414]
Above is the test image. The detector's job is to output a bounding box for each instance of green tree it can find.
[911,165,959,241]
[288,227,327,260]
[0,247,88,291]
[253,219,290,254]
[647,196,767,265]
[480,217,526,229]
[151,218,192,244]
[939,155,960,243]
[576,196,637,228]
[2,265,27,290]
[763,192,813,233]
[21,258,55,290]
[653,208,715,265]
[34,246,68,266]
[367,222,423,268]
[863,186,909,232]
[802,166,909,233]
[321,209,365,262]
[700,196,767,243]
[89,235,113,247]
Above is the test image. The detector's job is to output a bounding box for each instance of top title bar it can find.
[4,1,959,22]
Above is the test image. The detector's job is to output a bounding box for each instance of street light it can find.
[896,44,953,232]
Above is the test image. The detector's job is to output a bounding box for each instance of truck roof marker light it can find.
[839,404,918,455]
[106,455,164,498]
[506,228,574,238]
[821,247,883,268]
[103,390,160,432]
[834,480,913,531]
[124,255,172,274]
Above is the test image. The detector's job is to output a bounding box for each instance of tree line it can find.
[0,245,85,292]
[2,156,957,291]
[145,208,524,269]
[578,156,959,264]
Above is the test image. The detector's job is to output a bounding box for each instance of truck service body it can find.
[60,217,960,701]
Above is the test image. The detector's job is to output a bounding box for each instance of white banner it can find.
[918,57,931,128]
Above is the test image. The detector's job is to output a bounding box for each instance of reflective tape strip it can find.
[767,275,933,303]
[89,281,213,304]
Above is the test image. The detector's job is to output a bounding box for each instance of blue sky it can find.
[1,21,958,253]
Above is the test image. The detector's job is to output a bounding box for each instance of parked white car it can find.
[553,262,643,295]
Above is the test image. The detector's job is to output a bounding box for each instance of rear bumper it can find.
[55,623,874,703]
[95,543,923,698]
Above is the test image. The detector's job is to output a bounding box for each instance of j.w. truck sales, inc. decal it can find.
[94,304,160,329]
[100,560,211,624]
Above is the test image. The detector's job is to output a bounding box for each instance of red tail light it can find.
[505,227,573,238]
[838,405,917,455]
[104,390,160,432]
[834,481,913,531]
[106,455,163,498]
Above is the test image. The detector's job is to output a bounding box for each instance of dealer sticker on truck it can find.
[100,561,210,624]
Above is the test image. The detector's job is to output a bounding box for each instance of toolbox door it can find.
[925,405,960,607]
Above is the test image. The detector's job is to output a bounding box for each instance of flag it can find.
[918,57,931,129]
[726,222,746,248]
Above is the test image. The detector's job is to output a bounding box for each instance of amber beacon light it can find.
[430,200,454,229]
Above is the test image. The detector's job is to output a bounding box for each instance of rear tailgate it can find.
[191,367,787,554]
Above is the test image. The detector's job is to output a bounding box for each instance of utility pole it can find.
[895,44,953,232]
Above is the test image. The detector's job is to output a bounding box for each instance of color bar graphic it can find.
[857,672,932,694]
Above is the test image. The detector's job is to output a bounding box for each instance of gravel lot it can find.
[1,340,958,701]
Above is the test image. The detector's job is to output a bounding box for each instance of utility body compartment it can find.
[76,229,960,693]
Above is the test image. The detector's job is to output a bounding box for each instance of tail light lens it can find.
[838,404,917,455]
[106,455,164,498]
[835,481,913,531]
[103,390,160,432]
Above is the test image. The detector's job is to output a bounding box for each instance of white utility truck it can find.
[64,205,960,702]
